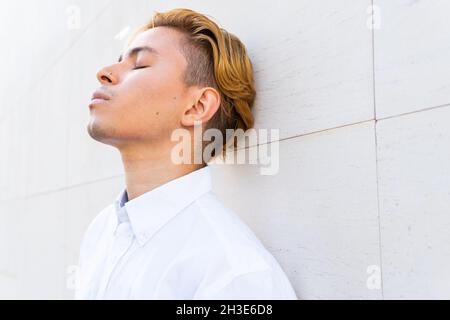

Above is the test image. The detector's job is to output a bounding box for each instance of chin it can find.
[87,120,116,143]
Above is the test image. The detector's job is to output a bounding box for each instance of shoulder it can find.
[192,192,272,269]
[186,192,297,299]
[194,268,298,300]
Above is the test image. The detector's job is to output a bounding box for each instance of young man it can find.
[75,8,297,299]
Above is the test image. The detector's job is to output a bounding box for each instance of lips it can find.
[91,90,111,101]
[89,89,111,107]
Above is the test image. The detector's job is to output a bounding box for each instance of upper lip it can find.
[91,89,111,101]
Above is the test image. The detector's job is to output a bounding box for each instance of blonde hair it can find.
[129,8,256,160]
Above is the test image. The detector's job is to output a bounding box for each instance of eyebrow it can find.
[117,46,159,62]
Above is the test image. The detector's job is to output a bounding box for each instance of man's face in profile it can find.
[87,26,193,148]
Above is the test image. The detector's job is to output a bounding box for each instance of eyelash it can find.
[132,65,149,70]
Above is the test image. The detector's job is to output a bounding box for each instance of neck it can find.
[118,142,205,201]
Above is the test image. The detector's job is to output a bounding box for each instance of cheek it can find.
[122,72,186,118]
[88,74,184,140]
[121,72,180,107]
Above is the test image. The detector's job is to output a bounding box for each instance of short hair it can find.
[128,8,256,161]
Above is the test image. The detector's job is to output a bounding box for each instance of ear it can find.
[181,87,221,127]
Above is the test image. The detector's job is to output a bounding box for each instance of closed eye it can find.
[132,65,150,70]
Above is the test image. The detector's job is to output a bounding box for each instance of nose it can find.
[96,66,117,85]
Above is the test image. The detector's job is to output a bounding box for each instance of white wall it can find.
[0,0,449,299]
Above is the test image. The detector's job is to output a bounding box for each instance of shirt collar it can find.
[119,189,128,208]
[113,165,212,246]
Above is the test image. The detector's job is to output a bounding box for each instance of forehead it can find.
[128,27,186,62]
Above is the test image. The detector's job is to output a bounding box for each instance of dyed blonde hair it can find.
[128,8,256,160]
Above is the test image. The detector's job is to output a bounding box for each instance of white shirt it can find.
[74,165,297,299]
